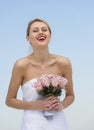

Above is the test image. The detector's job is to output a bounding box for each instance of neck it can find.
[32,47,50,63]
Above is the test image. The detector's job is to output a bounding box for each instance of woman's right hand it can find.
[33,96,59,111]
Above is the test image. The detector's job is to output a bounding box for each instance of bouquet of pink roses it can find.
[34,74,68,97]
[33,74,68,119]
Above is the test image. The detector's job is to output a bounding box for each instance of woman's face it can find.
[27,21,51,48]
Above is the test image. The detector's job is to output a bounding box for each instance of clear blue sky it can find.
[0,0,94,130]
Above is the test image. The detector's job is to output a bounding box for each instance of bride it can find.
[6,18,75,130]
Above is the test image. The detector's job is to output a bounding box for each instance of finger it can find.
[54,106,59,110]
[52,98,58,103]
[46,96,54,101]
[55,103,63,111]
[50,102,58,109]
[51,96,58,100]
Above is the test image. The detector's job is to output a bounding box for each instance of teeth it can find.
[38,36,45,40]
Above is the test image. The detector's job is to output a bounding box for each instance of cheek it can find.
[47,34,51,41]
[46,31,51,36]
[30,35,36,41]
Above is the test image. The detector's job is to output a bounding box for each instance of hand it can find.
[54,101,63,111]
[34,96,58,111]
[46,96,63,111]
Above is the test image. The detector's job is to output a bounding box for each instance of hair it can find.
[26,18,51,36]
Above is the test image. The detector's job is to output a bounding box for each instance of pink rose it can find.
[55,75,62,81]
[47,74,55,79]
[50,76,59,87]
[59,77,68,88]
[40,75,50,87]
[34,81,43,91]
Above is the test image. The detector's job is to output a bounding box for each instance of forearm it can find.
[6,96,60,111]
[6,98,36,110]
[61,95,75,109]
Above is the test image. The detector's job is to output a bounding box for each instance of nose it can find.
[39,29,43,34]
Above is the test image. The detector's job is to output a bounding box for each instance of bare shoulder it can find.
[51,54,72,67]
[51,54,72,77]
[13,56,29,70]
[10,57,30,85]
[58,55,71,67]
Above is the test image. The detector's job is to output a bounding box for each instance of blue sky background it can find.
[0,0,94,130]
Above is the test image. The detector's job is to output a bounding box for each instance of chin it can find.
[37,41,49,46]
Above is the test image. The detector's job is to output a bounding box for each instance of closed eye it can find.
[33,29,38,32]
[42,29,47,32]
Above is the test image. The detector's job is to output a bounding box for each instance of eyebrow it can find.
[32,26,47,29]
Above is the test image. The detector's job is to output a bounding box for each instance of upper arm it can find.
[61,57,74,97]
[64,60,74,96]
[6,60,24,99]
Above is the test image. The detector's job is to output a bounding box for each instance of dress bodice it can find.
[21,78,66,102]
[21,78,40,102]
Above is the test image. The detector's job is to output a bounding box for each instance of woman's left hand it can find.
[54,100,63,112]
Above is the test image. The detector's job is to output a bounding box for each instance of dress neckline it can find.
[22,78,37,87]
[22,74,49,87]
[22,74,63,87]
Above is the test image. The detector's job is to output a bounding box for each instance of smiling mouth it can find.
[37,36,46,41]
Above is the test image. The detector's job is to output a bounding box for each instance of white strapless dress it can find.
[21,78,69,130]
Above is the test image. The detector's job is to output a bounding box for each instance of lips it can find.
[37,36,46,41]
